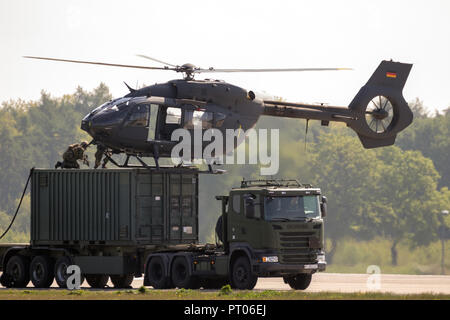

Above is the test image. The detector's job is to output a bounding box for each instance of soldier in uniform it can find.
[55,141,90,169]
[94,143,111,169]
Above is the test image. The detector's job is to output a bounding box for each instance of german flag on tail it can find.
[386,72,397,78]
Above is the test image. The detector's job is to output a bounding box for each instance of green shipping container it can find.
[30,168,199,246]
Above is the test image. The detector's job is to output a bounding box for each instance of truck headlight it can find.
[262,256,279,263]
[317,254,326,263]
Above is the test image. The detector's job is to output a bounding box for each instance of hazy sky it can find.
[1,0,449,113]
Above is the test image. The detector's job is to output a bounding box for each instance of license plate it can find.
[304,264,318,269]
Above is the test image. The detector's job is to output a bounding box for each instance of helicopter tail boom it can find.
[263,60,413,149]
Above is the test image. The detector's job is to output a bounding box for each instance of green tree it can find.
[397,112,450,189]
[363,147,441,265]
[305,129,381,263]
[0,84,112,238]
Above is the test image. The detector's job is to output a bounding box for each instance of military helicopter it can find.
[24,55,413,169]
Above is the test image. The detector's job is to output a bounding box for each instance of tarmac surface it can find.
[128,273,450,294]
[1,272,450,294]
[253,273,450,294]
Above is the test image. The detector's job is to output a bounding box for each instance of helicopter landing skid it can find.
[103,153,226,174]
[208,164,226,174]
[104,153,158,169]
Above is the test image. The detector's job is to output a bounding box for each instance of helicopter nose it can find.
[81,115,107,138]
[81,119,91,132]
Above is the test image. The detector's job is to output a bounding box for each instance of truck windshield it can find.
[264,196,320,221]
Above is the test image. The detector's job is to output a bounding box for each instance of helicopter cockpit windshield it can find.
[83,97,131,120]
[81,97,133,138]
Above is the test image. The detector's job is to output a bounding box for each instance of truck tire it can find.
[30,255,54,288]
[4,255,30,288]
[85,274,109,288]
[0,272,9,287]
[147,257,170,289]
[230,256,257,290]
[284,273,312,290]
[110,274,134,288]
[54,256,85,288]
[171,256,199,289]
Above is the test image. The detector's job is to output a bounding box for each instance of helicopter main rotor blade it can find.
[136,54,178,68]
[23,56,176,71]
[194,67,352,73]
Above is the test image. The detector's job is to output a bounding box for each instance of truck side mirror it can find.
[321,196,327,218]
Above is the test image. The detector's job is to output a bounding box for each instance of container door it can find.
[136,172,164,243]
[168,173,197,243]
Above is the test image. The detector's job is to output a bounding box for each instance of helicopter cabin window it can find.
[125,104,149,127]
[215,112,226,127]
[165,107,182,124]
[184,110,213,129]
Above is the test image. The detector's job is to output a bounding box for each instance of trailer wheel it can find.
[85,274,109,288]
[284,273,312,290]
[4,255,30,288]
[54,256,84,288]
[230,256,257,290]
[171,256,199,289]
[30,255,54,288]
[110,274,134,288]
[146,257,170,289]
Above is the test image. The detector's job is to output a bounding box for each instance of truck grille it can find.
[278,231,318,264]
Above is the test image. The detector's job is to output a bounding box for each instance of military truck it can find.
[0,168,326,290]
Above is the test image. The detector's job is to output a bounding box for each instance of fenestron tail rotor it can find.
[365,95,394,134]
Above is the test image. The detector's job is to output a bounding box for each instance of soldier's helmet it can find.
[80,141,89,149]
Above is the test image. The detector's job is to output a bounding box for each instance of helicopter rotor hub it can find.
[178,63,197,80]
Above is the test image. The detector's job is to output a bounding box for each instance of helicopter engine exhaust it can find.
[263,60,413,149]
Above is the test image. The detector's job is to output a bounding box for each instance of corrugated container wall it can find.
[31,168,199,246]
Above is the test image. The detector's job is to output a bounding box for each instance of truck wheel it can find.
[147,257,170,289]
[5,255,30,288]
[110,274,134,288]
[0,272,9,287]
[171,256,199,289]
[85,274,109,288]
[230,256,257,290]
[30,255,54,288]
[54,256,84,288]
[284,273,312,290]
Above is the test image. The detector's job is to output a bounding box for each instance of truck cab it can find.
[216,179,327,290]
